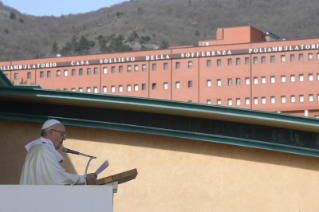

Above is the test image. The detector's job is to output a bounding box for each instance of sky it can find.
[2,0,128,17]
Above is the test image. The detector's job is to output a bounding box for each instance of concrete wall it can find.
[1,119,319,211]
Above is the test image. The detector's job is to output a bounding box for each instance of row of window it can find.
[207,94,319,106]
[9,51,319,80]
[212,73,319,87]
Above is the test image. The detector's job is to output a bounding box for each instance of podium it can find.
[0,169,138,212]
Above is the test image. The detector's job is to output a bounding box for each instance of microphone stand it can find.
[85,156,97,185]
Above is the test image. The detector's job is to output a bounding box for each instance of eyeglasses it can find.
[52,129,66,138]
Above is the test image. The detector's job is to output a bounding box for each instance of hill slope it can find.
[1,0,319,61]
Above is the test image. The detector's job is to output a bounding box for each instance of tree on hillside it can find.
[160,39,169,49]
[51,41,59,54]
[10,12,16,20]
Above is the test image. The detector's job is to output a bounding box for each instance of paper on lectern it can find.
[95,160,109,175]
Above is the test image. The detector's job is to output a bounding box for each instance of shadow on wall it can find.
[0,120,77,184]
[67,125,319,173]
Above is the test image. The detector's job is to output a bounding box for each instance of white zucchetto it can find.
[41,119,61,130]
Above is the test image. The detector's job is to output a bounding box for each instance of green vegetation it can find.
[9,12,16,20]
[97,34,132,53]
[59,35,95,56]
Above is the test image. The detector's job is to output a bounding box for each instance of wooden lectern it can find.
[88,168,138,193]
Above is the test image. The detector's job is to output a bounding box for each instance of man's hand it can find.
[86,173,97,182]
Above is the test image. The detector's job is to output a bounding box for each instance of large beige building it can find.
[1,71,319,211]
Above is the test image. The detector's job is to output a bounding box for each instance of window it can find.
[281,55,286,62]
[48,71,52,78]
[79,87,83,92]
[217,99,221,105]
[176,62,180,69]
[163,82,168,90]
[281,96,286,103]
[236,98,241,105]
[127,85,131,92]
[111,66,115,73]
[236,58,240,65]
[270,76,275,83]
[309,94,314,102]
[103,67,107,74]
[245,98,250,105]
[119,66,123,73]
[290,54,295,61]
[164,63,168,70]
[63,88,67,91]
[217,79,221,86]
[261,97,266,104]
[245,57,250,64]
[14,73,18,80]
[188,81,193,88]
[64,69,68,77]
[94,87,98,93]
[299,53,304,61]
[176,81,180,89]
[207,60,211,67]
[299,95,304,102]
[317,73,319,81]
[188,61,193,68]
[207,100,211,104]
[118,85,123,92]
[152,83,156,90]
[261,56,266,63]
[308,53,313,60]
[27,72,31,79]
[253,77,258,84]
[111,86,115,93]
[270,55,275,63]
[152,64,157,70]
[317,53,319,60]
[72,69,76,76]
[87,87,91,93]
[228,78,232,86]
[271,96,275,104]
[253,57,258,64]
[290,95,295,103]
[142,84,146,90]
[309,74,313,81]
[318,94,319,101]
[227,58,232,66]
[87,68,91,75]
[142,64,146,71]
[103,86,107,93]
[217,59,221,66]
[261,76,266,84]
[79,69,83,75]
[299,74,304,81]
[55,70,59,77]
[94,68,98,74]
[228,98,232,106]
[245,77,250,85]
[203,42,209,46]
[290,75,295,82]
[127,65,131,72]
[236,78,240,85]
[134,65,139,72]
[207,80,212,87]
[281,75,286,83]
[40,71,44,78]
[134,84,138,91]
[253,97,258,105]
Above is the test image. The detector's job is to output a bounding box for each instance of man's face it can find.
[50,124,66,150]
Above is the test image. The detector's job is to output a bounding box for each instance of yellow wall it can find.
[1,119,319,212]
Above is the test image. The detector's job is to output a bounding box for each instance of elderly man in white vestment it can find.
[20,119,97,185]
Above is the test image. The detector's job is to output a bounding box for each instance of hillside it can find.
[1,0,319,61]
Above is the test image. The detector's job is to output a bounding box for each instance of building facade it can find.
[1,26,319,117]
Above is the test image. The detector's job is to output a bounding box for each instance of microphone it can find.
[62,147,97,159]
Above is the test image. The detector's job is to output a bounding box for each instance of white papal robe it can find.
[20,140,85,185]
